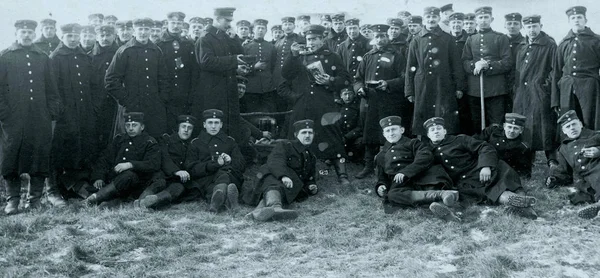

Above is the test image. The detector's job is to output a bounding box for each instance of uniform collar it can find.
[33,35,60,44]
[198,130,228,144]
[254,37,265,42]
[563,27,596,41]
[478,28,493,34]
[92,41,119,56]
[523,31,552,46]
[345,34,367,48]
[328,29,347,39]
[561,128,596,144]
[292,140,310,153]
[124,38,160,50]
[51,42,87,56]
[159,30,181,42]
[420,26,444,37]
[6,42,46,55]
[508,33,524,42]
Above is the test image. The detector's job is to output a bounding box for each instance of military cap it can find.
[182,22,189,29]
[80,25,96,34]
[253,19,268,26]
[504,113,526,126]
[448,12,465,21]
[88,13,104,21]
[167,12,186,21]
[124,112,144,123]
[408,16,423,25]
[281,16,295,24]
[557,110,579,126]
[177,115,197,126]
[440,4,453,12]
[371,24,390,33]
[40,18,56,27]
[152,20,163,29]
[293,119,314,133]
[321,14,332,22]
[271,25,283,31]
[132,18,154,28]
[505,13,522,22]
[386,18,403,27]
[161,19,168,26]
[205,17,214,25]
[397,11,412,18]
[464,13,476,21]
[424,7,441,16]
[60,23,82,34]
[236,20,251,27]
[237,75,249,84]
[303,24,326,36]
[360,24,372,31]
[105,15,118,23]
[475,6,493,15]
[189,17,205,24]
[297,15,311,21]
[522,15,541,25]
[202,109,224,120]
[95,25,116,35]
[332,13,345,22]
[115,20,133,28]
[214,7,235,20]
[423,117,445,129]
[14,20,37,30]
[345,18,360,26]
[566,6,586,16]
[379,116,403,128]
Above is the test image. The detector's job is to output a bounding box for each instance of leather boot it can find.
[246,198,266,220]
[355,160,374,179]
[4,178,21,215]
[46,173,67,207]
[253,190,298,221]
[25,176,46,209]
[84,182,117,205]
[429,202,461,222]
[209,183,227,212]
[333,159,350,186]
[226,183,240,211]
[577,203,600,219]
[410,190,460,207]
[140,191,172,209]
[498,191,536,208]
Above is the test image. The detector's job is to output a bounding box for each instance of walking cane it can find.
[479,70,486,131]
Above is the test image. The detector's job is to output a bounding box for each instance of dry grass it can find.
[1,153,599,277]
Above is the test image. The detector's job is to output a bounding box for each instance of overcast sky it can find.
[1,0,599,47]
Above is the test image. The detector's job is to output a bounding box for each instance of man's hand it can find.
[552,106,561,116]
[236,54,246,65]
[254,61,267,70]
[581,147,600,158]
[308,184,318,194]
[217,155,225,166]
[456,90,463,99]
[220,153,231,165]
[393,173,406,184]
[114,162,133,174]
[479,167,492,183]
[290,42,303,56]
[314,73,332,85]
[93,179,105,189]
[357,87,367,98]
[407,96,414,103]
[175,170,190,183]
[262,131,272,140]
[473,60,489,75]
[376,80,388,91]
[282,176,293,188]
[377,185,387,197]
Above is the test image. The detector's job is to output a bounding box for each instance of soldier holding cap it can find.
[324,14,348,52]
[504,12,524,112]
[337,18,371,78]
[424,116,538,219]
[185,109,245,212]
[386,18,407,53]
[104,15,118,26]
[33,18,60,55]
[245,119,318,221]
[80,25,96,55]
[374,116,458,220]
[88,13,104,26]
[150,20,163,43]
[115,20,134,46]
[1,19,62,215]
[552,6,600,130]
[547,110,600,219]
[513,15,558,165]
[463,13,477,35]
[188,17,205,41]
[86,112,161,207]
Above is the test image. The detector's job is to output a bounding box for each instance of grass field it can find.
[1,153,599,278]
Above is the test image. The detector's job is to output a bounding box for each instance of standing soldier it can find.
[321,15,332,37]
[406,16,423,44]
[33,18,60,55]
[448,12,473,135]
[360,24,373,40]
[463,13,477,35]
[552,6,600,130]
[115,20,133,47]
[337,18,371,78]
[354,24,408,179]
[104,15,118,26]
[181,22,190,40]
[513,15,558,163]
[271,25,284,44]
[273,17,305,87]
[462,6,513,131]
[504,13,524,112]
[47,23,98,206]
[88,14,104,26]
[324,14,347,52]
[150,20,163,44]
[386,18,407,53]
[80,25,96,55]
[105,18,171,139]
[1,20,61,214]
[406,7,466,136]
[439,4,454,33]
[235,20,252,45]
[397,11,412,39]
[188,17,205,41]
[297,15,311,37]
[157,12,196,130]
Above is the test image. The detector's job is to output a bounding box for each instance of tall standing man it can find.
[336,18,371,78]
[439,4,454,33]
[115,20,134,47]
[324,14,348,52]
[504,13,524,112]
[33,18,60,55]
[448,12,473,135]
[387,18,407,53]
[188,17,205,42]
[80,25,96,55]
[463,13,477,35]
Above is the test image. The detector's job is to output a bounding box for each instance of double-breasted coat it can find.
[33,35,60,55]
[336,34,371,78]
[91,41,120,150]
[273,33,305,87]
[324,29,348,53]
[475,124,532,176]
[243,38,277,94]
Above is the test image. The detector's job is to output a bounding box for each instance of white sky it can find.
[1,0,599,47]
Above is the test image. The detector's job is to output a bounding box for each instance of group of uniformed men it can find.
[2,3,600,221]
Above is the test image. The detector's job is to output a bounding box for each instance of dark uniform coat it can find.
[552,27,600,130]
[0,43,61,178]
[336,34,371,78]
[156,31,197,130]
[91,42,120,150]
[474,124,532,177]
[33,35,60,55]
[354,45,408,144]
[513,32,558,151]
[281,46,349,159]
[193,25,244,141]
[160,133,191,180]
[49,43,98,169]
[339,98,363,161]
[389,35,409,54]
[105,39,171,139]
[324,29,348,52]
[506,33,524,105]
[243,38,277,93]
[405,26,466,135]
[273,33,305,88]
[428,135,522,203]
[452,30,473,135]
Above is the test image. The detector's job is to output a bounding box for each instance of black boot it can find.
[252,190,298,221]
[4,178,21,215]
[333,159,350,186]
[355,145,377,179]
[26,176,46,209]
[209,183,227,212]
[140,191,173,209]
[84,182,118,205]
[46,171,67,207]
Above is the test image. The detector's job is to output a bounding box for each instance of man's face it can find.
[237,26,250,37]
[117,27,133,41]
[42,25,56,38]
[282,22,295,34]
[90,18,103,26]
[505,21,522,35]
[321,21,332,29]
[361,28,373,39]
[407,23,422,35]
[80,33,96,49]
[178,123,194,140]
[424,14,441,29]
[332,20,345,33]
[373,32,389,47]
[524,23,542,39]
[296,128,314,146]
[190,23,204,38]
[16,29,36,46]
[562,120,583,139]
[568,14,587,32]
[181,29,189,37]
[125,121,144,137]
[503,123,523,139]
[238,82,246,98]
[272,29,284,40]
[217,17,232,30]
[150,28,161,42]
[168,19,183,34]
[346,25,360,39]
[62,33,81,49]
[449,20,463,34]
[476,14,493,29]
[306,34,324,51]
[97,33,115,47]
[463,20,477,33]
[427,125,447,142]
[204,119,223,135]
[388,26,401,39]
[298,20,310,30]
[441,10,454,22]
[340,89,355,103]
[254,25,267,39]
[134,27,151,43]
[383,125,404,143]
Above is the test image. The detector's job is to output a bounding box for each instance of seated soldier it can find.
[134,115,197,209]
[374,116,459,221]
[244,120,319,221]
[85,112,161,206]
[185,109,245,212]
[546,110,600,219]
[474,113,534,178]
[339,88,364,163]
[424,117,538,219]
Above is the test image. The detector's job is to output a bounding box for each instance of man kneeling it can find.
[245,120,318,221]
[374,116,459,221]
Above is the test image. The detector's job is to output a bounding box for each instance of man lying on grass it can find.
[546,110,600,219]
[374,116,460,221]
[244,120,318,221]
[424,117,538,219]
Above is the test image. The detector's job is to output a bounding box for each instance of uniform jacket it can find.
[273,32,305,87]
[339,98,361,141]
[244,38,277,93]
[185,130,245,182]
[336,34,371,77]
[474,125,531,174]
[506,33,524,96]
[324,29,348,52]
[160,133,191,180]
[33,35,60,55]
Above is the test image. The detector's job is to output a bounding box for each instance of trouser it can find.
[364,144,379,164]
[467,95,505,133]
[457,96,474,135]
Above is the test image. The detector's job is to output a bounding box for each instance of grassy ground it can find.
[1,153,599,277]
